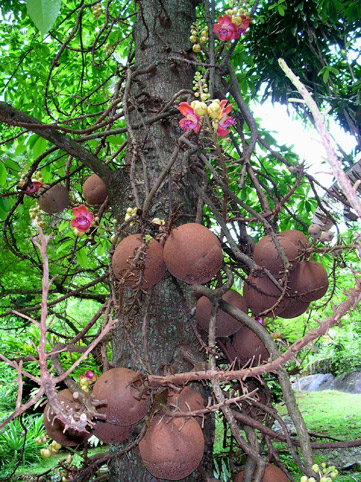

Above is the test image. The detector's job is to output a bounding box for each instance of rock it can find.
[333,371,361,394]
[292,373,335,392]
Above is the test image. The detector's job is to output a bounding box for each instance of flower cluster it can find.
[300,463,338,482]
[125,206,138,226]
[179,99,235,138]
[71,205,94,236]
[189,22,209,53]
[38,439,62,458]
[91,4,103,19]
[19,172,44,195]
[29,205,46,228]
[213,10,251,42]
[79,370,97,393]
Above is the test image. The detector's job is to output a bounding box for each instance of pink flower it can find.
[233,16,252,39]
[213,15,237,42]
[71,204,94,233]
[84,370,95,380]
[178,102,201,133]
[20,180,43,194]
[255,317,264,325]
[215,99,236,137]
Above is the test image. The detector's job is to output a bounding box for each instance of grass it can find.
[277,390,361,441]
[276,390,361,481]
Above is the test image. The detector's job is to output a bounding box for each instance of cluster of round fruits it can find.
[36,435,62,458]
[192,70,210,101]
[79,370,97,393]
[300,463,338,482]
[189,22,209,52]
[91,4,103,19]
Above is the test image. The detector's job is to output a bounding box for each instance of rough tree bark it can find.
[109,1,207,480]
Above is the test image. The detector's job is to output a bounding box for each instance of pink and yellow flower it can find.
[178,102,201,133]
[20,180,43,194]
[71,204,94,234]
[213,14,252,42]
[233,15,252,39]
[213,15,237,42]
[213,99,236,137]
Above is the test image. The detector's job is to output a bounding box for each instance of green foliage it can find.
[247,0,361,141]
[0,415,45,472]
[26,0,62,35]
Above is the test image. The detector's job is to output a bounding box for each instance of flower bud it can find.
[193,101,208,116]
[190,35,197,43]
[232,16,243,26]
[41,448,52,458]
[208,102,222,119]
[192,44,201,53]
[300,477,308,482]
[312,464,320,473]
[51,441,62,450]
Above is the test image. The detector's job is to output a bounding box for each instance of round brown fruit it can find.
[43,389,90,447]
[139,415,204,480]
[92,420,135,445]
[196,289,248,337]
[163,223,223,284]
[92,368,150,428]
[82,174,107,206]
[308,223,322,240]
[254,235,299,275]
[111,234,166,289]
[167,386,205,425]
[243,274,289,317]
[280,229,308,253]
[38,184,69,214]
[288,260,328,302]
[234,464,290,481]
[278,297,309,319]
[226,326,269,366]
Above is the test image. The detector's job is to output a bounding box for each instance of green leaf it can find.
[76,248,89,269]
[0,162,7,186]
[322,68,330,83]
[26,0,62,35]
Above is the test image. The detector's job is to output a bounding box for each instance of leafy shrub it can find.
[0,414,45,471]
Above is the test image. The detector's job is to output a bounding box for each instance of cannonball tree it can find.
[0,1,360,481]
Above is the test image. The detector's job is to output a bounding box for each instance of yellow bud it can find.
[191,29,197,36]
[41,448,52,458]
[226,9,233,15]
[312,464,320,473]
[232,16,243,26]
[152,218,165,226]
[271,332,282,339]
[212,120,219,130]
[192,44,201,53]
[208,102,222,119]
[51,441,62,450]
[199,36,208,44]
[193,101,208,116]
[200,93,209,101]
[190,35,197,43]
[300,477,308,482]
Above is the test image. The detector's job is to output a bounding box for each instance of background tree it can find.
[0,1,360,481]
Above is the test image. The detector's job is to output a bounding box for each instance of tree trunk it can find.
[109,1,207,480]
